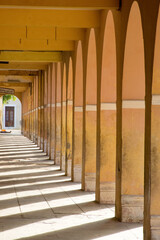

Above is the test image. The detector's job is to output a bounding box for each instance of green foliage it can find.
[3,95,16,104]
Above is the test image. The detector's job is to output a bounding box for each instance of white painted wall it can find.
[2,96,21,130]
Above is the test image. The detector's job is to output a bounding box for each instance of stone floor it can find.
[0,134,143,240]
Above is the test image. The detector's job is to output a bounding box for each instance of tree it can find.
[3,95,16,104]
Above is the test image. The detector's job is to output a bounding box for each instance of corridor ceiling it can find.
[0,0,119,93]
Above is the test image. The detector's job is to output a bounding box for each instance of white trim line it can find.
[152,95,160,105]
[86,104,97,111]
[75,106,83,112]
[67,100,73,106]
[122,100,145,109]
[56,102,61,107]
[40,106,44,109]
[47,103,51,108]
[51,103,55,107]
[62,101,66,106]
[101,103,116,110]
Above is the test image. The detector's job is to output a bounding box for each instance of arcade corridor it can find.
[0,1,160,239]
[0,134,142,240]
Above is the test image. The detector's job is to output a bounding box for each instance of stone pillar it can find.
[116,3,145,222]
[28,85,32,140]
[0,96,3,129]
[38,72,41,147]
[61,64,67,171]
[31,80,34,141]
[84,29,97,192]
[85,108,96,191]
[147,95,160,239]
[67,99,73,176]
[48,64,52,160]
[35,76,39,144]
[55,63,62,165]
[98,103,116,203]
[73,42,83,182]
[47,65,51,156]
[50,64,56,161]
[66,59,73,177]
[73,108,83,182]
[121,101,144,222]
[33,77,36,143]
[40,71,45,151]
[145,15,160,235]
[44,70,48,153]
[96,12,117,204]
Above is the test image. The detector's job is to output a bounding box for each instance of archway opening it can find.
[121,1,145,222]
[67,57,73,177]
[85,28,97,193]
[62,63,67,171]
[2,94,22,134]
[100,11,116,204]
[55,62,62,165]
[74,41,83,183]
[149,5,160,239]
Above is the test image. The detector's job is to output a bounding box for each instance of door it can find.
[5,107,14,127]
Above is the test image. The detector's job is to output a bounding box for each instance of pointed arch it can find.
[123,1,145,100]
[151,5,160,217]
[67,57,73,176]
[74,41,83,182]
[152,6,160,94]
[62,63,67,171]
[99,11,117,204]
[75,41,83,107]
[68,58,73,101]
[101,11,116,103]
[86,29,97,105]
[2,94,22,130]
[55,62,62,165]
[120,1,145,222]
[85,28,97,192]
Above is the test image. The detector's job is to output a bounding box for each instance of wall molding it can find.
[67,100,73,106]
[122,100,145,109]
[101,103,116,110]
[62,101,66,106]
[75,106,83,112]
[86,104,97,111]
[152,95,160,105]
[56,102,61,107]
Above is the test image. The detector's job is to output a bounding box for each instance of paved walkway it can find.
[0,135,143,240]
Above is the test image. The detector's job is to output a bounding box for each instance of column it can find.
[116,3,145,222]
[47,65,51,156]
[73,42,83,182]
[50,64,56,161]
[40,71,45,151]
[44,70,48,153]
[38,72,41,147]
[84,29,97,191]
[144,11,160,238]
[31,80,34,141]
[61,64,67,171]
[35,76,39,144]
[66,58,73,176]
[55,63,62,165]
[97,12,117,204]
[33,77,36,143]
[0,96,3,129]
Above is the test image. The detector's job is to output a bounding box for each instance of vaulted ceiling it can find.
[0,0,119,93]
